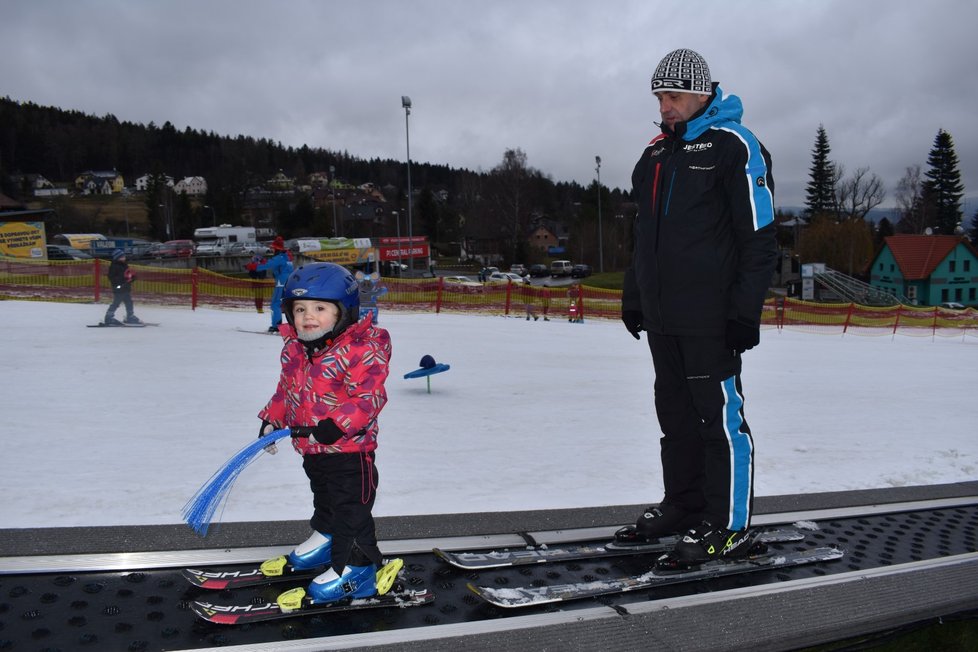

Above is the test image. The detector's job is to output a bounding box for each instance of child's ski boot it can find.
[259,531,332,578]
[307,563,378,604]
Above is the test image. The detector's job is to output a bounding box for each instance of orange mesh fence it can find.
[3,255,976,337]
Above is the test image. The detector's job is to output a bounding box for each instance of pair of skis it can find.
[435,524,843,608]
[184,558,433,625]
[186,523,843,623]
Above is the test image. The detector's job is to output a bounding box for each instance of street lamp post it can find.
[393,210,402,274]
[402,95,413,274]
[204,204,216,226]
[329,165,338,236]
[595,155,603,273]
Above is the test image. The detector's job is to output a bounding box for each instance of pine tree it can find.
[968,208,978,246]
[921,129,964,234]
[804,125,836,220]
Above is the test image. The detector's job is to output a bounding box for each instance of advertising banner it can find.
[0,221,46,258]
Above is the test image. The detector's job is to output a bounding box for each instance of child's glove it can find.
[258,420,278,455]
[289,419,344,445]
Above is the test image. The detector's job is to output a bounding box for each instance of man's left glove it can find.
[289,418,344,445]
[726,320,760,354]
[621,310,644,340]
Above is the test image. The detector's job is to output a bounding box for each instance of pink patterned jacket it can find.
[259,316,391,456]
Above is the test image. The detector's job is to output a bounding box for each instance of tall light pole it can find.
[393,210,402,274]
[329,164,338,236]
[402,95,413,273]
[595,155,604,273]
[204,204,216,226]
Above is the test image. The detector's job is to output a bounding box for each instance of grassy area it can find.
[580,271,625,290]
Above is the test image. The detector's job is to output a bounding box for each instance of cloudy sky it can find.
[3,0,977,213]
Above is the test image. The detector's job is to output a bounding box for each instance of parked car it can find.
[194,241,228,256]
[225,241,265,257]
[46,244,92,260]
[550,260,573,277]
[528,264,549,278]
[571,264,593,278]
[148,239,195,258]
[939,302,966,310]
[488,271,529,285]
[509,264,528,277]
[442,275,482,288]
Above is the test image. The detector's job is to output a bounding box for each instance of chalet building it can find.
[173,176,207,195]
[528,226,558,252]
[870,234,978,307]
[74,170,125,194]
[134,174,175,192]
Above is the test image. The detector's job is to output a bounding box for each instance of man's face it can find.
[655,91,710,129]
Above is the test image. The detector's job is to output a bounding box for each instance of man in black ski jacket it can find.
[620,48,777,564]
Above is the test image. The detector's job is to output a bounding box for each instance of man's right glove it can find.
[726,319,760,354]
[621,310,644,340]
[258,419,278,455]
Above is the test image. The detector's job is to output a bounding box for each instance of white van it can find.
[550,260,573,277]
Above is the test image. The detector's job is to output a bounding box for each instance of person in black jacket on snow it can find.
[619,48,777,564]
[104,249,141,325]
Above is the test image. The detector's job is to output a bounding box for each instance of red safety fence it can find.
[3,256,977,337]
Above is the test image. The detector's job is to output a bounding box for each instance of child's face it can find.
[292,300,339,339]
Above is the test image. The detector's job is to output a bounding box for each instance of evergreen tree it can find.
[804,125,836,220]
[921,129,964,234]
[967,208,978,246]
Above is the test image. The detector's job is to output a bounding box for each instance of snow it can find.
[1,300,976,530]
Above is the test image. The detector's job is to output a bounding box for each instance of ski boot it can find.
[260,531,332,578]
[124,315,142,325]
[306,563,378,604]
[656,522,757,570]
[276,559,403,612]
[614,504,699,545]
[103,316,123,326]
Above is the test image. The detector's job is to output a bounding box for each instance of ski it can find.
[87,322,159,328]
[190,588,435,625]
[182,564,322,590]
[468,545,845,608]
[434,526,806,570]
[235,327,278,335]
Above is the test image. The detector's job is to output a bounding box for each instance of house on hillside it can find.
[134,174,175,192]
[174,176,207,195]
[528,225,558,252]
[74,170,125,194]
[870,234,978,306]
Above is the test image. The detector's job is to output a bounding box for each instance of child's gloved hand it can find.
[289,419,344,445]
[258,420,278,455]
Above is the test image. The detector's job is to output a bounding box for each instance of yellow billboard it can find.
[0,221,47,258]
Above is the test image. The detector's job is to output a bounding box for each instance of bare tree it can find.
[894,165,925,233]
[836,167,885,222]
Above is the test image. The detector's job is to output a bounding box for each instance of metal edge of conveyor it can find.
[2,495,975,574]
[176,551,978,652]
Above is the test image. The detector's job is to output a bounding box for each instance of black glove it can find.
[622,310,644,340]
[258,420,278,455]
[726,320,760,354]
[289,418,344,445]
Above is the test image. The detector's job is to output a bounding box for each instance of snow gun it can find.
[181,428,291,536]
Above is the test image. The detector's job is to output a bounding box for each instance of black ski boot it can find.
[655,522,758,570]
[614,504,699,545]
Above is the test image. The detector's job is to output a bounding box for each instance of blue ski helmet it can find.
[282,262,360,335]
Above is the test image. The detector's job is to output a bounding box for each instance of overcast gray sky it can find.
[3,0,977,214]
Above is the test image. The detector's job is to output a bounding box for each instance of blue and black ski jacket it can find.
[623,85,778,337]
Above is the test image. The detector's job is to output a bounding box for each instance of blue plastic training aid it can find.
[182,428,292,535]
[403,354,450,393]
